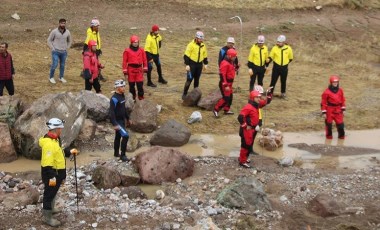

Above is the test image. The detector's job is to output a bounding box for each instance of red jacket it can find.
[83,51,101,80]
[321,86,346,113]
[219,59,236,86]
[238,100,267,128]
[122,47,147,74]
[0,52,15,80]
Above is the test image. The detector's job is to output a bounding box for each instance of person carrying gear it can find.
[144,24,167,87]
[218,37,240,70]
[247,35,269,90]
[110,79,132,162]
[39,118,78,227]
[267,35,293,99]
[182,31,208,100]
[237,90,270,168]
[83,17,106,81]
[0,42,15,96]
[249,85,273,156]
[213,49,238,117]
[83,40,104,93]
[123,35,148,101]
[321,75,346,139]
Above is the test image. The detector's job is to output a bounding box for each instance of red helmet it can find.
[88,40,97,47]
[130,35,139,43]
[227,48,237,58]
[151,25,159,32]
[329,75,340,83]
[249,90,261,100]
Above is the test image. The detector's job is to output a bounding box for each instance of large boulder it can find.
[183,88,202,107]
[1,185,39,209]
[77,90,109,122]
[0,123,17,163]
[92,164,122,189]
[217,176,272,211]
[77,119,97,141]
[308,193,341,217]
[0,95,23,127]
[130,100,158,133]
[134,147,195,184]
[150,119,191,147]
[13,92,87,159]
[197,89,222,111]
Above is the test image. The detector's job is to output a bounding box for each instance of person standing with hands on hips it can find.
[109,79,132,162]
[39,118,78,227]
[182,31,208,100]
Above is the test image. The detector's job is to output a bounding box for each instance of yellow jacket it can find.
[184,40,208,64]
[144,33,162,55]
[248,44,269,66]
[84,27,101,50]
[269,44,293,66]
[39,136,66,170]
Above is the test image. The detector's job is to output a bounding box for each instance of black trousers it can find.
[183,63,203,95]
[249,65,265,91]
[0,79,15,96]
[85,78,101,93]
[114,120,129,157]
[147,54,163,82]
[42,170,65,210]
[129,81,144,100]
[270,63,288,94]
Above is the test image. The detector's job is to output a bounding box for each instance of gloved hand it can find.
[49,177,57,187]
[203,65,208,71]
[70,148,79,155]
[255,126,260,132]
[248,68,254,76]
[185,65,190,71]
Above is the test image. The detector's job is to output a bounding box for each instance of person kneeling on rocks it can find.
[39,118,78,227]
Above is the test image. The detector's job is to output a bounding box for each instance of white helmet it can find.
[254,85,264,94]
[257,35,265,44]
[227,37,235,43]
[195,31,204,40]
[114,79,126,88]
[187,111,202,124]
[277,35,286,43]
[46,118,65,130]
[91,17,100,27]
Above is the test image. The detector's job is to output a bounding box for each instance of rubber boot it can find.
[42,209,61,227]
[147,72,157,87]
[51,198,60,214]
[337,123,345,139]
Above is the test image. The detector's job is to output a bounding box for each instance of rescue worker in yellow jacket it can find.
[39,118,78,227]
[247,35,269,90]
[268,35,293,99]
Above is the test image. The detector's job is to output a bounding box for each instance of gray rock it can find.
[0,95,23,127]
[197,88,222,111]
[77,119,97,141]
[308,193,341,217]
[130,100,158,133]
[183,88,202,107]
[77,90,110,122]
[150,119,191,147]
[0,123,17,163]
[92,164,122,189]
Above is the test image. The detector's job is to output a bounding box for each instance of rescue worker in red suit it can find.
[237,90,269,168]
[122,35,148,101]
[321,75,346,139]
[213,49,238,117]
[83,40,104,93]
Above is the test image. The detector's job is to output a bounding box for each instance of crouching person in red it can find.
[321,75,346,139]
[237,91,268,168]
[122,35,148,101]
[83,40,104,93]
[39,118,78,227]
[213,48,238,117]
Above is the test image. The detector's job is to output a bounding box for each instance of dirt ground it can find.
[1,0,380,229]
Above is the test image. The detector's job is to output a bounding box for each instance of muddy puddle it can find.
[1,129,379,173]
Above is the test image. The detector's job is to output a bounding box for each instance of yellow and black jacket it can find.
[184,40,208,65]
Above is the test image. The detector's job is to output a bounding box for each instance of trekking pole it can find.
[70,154,79,213]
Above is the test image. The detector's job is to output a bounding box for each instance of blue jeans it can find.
[49,50,67,79]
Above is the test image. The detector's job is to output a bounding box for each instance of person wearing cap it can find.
[182,31,208,100]
[47,18,72,84]
[83,40,104,93]
[321,75,346,139]
[110,79,132,162]
[144,25,167,87]
[213,48,238,117]
[122,35,148,101]
[267,34,293,99]
[82,17,106,81]
[247,35,269,90]
[39,118,78,227]
[218,37,239,69]
[0,42,15,96]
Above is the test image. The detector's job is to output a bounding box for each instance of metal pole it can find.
[73,154,79,212]
[230,16,243,112]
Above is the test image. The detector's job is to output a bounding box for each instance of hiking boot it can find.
[42,209,61,227]
[158,78,168,84]
[224,110,234,115]
[59,78,67,83]
[239,162,251,168]
[213,110,219,117]
[114,152,120,157]
[147,82,157,87]
[120,155,129,162]
[246,159,251,163]
[281,93,287,100]
[49,78,56,84]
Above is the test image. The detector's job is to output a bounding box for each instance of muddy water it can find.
[1,129,379,173]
